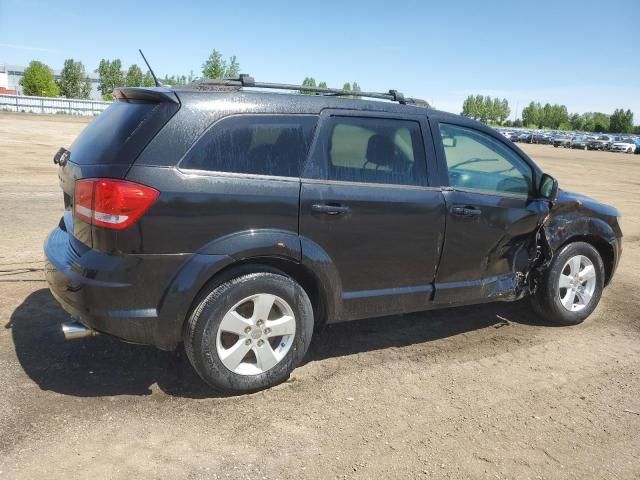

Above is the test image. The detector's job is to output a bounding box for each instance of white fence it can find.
[0,94,111,116]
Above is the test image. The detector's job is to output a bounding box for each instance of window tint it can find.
[321,116,426,185]
[439,123,532,197]
[70,100,159,165]
[181,115,318,177]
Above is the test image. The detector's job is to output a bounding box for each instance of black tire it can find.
[530,241,605,325]
[184,271,314,394]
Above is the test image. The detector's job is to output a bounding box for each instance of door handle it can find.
[311,203,349,215]
[452,206,482,217]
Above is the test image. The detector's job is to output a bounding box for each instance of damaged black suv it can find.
[45,77,622,393]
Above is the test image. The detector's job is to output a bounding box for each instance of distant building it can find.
[0,63,102,99]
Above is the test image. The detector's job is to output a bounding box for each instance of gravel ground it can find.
[0,113,639,479]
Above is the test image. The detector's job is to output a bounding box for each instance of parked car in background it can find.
[570,135,589,149]
[587,135,615,151]
[520,133,551,144]
[610,138,637,153]
[553,135,572,148]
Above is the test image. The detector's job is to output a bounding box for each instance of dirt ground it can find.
[1,113,639,480]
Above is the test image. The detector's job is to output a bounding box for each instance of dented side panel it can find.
[433,190,550,305]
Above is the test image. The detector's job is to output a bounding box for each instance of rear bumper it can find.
[44,225,217,350]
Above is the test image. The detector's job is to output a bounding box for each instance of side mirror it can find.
[442,136,457,148]
[539,173,558,202]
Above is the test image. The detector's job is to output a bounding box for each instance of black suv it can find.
[45,78,622,394]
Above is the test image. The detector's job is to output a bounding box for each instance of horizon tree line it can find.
[462,94,636,134]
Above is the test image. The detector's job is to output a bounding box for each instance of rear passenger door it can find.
[299,110,446,321]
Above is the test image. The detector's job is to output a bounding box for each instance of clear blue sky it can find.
[1,0,639,120]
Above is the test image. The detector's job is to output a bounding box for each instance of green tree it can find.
[161,74,177,86]
[124,64,143,87]
[522,101,541,128]
[202,49,226,79]
[480,96,493,123]
[592,112,610,132]
[58,59,91,99]
[318,81,327,89]
[609,108,634,133]
[499,98,510,125]
[98,59,124,100]
[202,50,240,79]
[581,113,595,132]
[300,77,317,94]
[569,113,584,131]
[226,55,240,78]
[491,97,502,124]
[351,82,361,96]
[553,105,569,129]
[474,95,484,121]
[342,82,351,92]
[20,60,59,97]
[142,71,156,87]
[461,95,475,118]
[540,103,552,128]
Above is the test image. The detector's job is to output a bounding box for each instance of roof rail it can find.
[192,74,430,107]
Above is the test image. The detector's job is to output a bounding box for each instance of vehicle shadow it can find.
[8,288,550,399]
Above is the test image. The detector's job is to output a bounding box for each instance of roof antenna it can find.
[138,49,163,87]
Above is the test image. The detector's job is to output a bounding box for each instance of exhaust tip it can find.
[62,321,98,340]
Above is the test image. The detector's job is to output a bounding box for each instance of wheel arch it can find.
[546,214,619,286]
[553,234,615,286]
[182,256,332,340]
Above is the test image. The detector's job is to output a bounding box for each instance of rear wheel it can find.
[184,271,314,394]
[530,242,604,325]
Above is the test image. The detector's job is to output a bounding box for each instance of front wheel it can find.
[530,242,605,325]
[184,271,314,394]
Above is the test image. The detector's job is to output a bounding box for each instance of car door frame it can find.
[299,107,446,322]
[427,113,549,306]
[428,113,544,192]
[302,108,441,187]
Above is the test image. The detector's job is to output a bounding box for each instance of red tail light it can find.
[74,179,159,230]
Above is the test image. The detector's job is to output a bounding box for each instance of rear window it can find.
[69,100,160,164]
[180,115,318,178]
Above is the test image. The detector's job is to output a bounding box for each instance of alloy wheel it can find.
[215,293,296,375]
[558,255,597,312]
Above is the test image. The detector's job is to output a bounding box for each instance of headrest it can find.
[365,134,395,167]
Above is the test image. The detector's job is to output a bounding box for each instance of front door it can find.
[299,111,446,321]
[431,121,550,305]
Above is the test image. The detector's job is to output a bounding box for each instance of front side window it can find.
[317,116,426,186]
[181,115,318,177]
[439,123,532,197]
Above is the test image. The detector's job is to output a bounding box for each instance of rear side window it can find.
[70,100,161,164]
[181,115,318,177]
[315,116,426,186]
